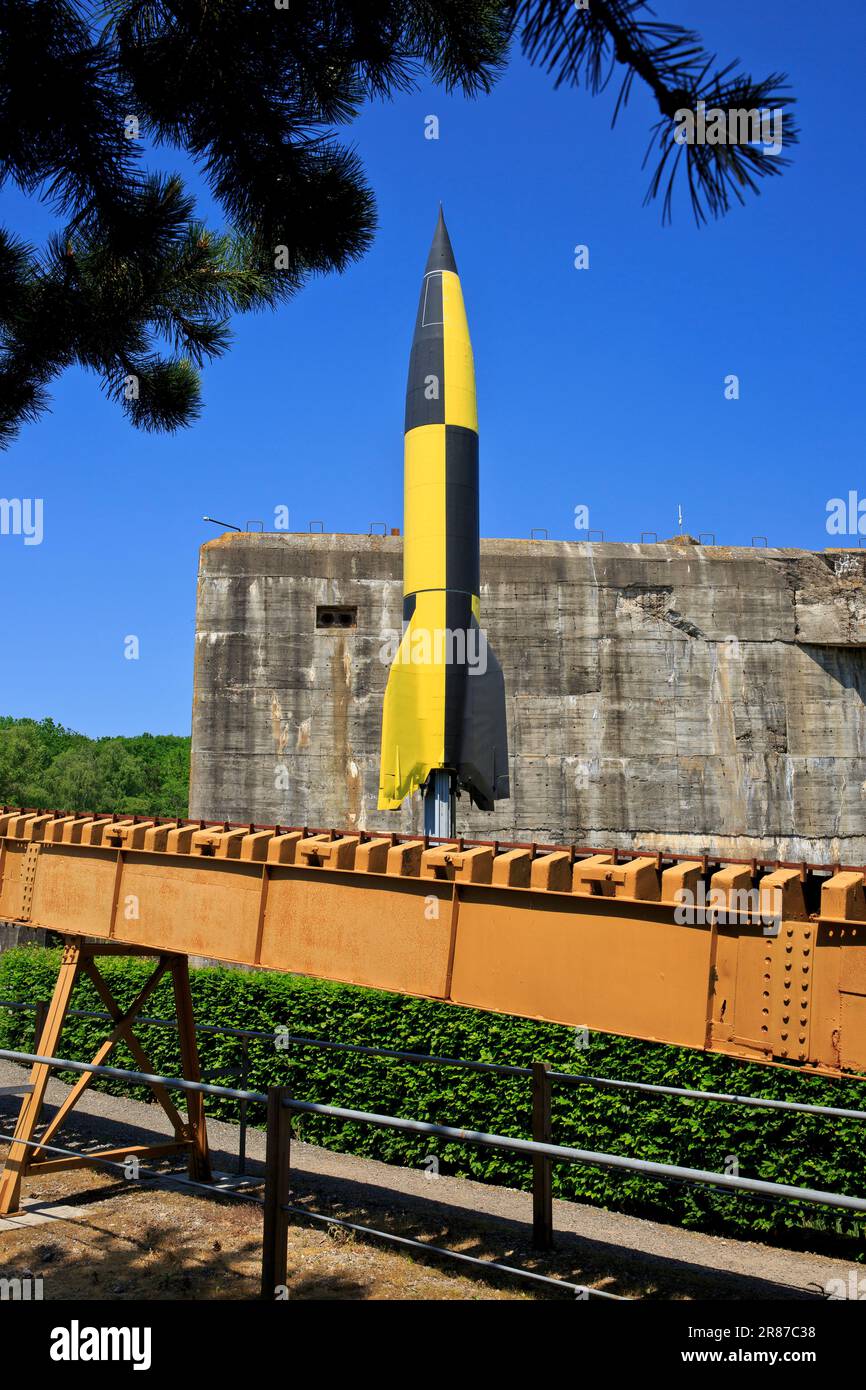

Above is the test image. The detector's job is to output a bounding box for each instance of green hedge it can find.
[2,945,865,1255]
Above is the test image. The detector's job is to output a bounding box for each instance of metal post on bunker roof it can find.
[424,769,456,839]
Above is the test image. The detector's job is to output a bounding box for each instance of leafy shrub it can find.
[1,945,864,1254]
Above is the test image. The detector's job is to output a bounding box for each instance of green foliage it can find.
[0,0,509,446]
[516,0,798,225]
[2,946,864,1254]
[0,716,189,816]
[1,2,798,444]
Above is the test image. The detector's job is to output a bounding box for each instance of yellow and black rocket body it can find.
[378,212,509,812]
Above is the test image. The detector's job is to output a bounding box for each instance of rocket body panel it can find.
[378,211,509,813]
[403,423,479,601]
[440,272,478,432]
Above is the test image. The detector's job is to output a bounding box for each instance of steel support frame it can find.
[0,937,211,1215]
[1,813,866,1076]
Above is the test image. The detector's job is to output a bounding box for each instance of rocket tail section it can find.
[456,626,509,811]
[378,598,444,810]
[377,599,509,812]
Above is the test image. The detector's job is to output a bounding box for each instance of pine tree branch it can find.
[515,0,798,223]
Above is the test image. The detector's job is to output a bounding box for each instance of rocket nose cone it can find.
[424,207,458,274]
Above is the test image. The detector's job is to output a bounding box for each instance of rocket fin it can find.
[378,600,446,810]
[456,635,510,811]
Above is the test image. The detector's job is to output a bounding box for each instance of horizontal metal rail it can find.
[4,1046,865,1213]
[3,999,865,1120]
[279,1097,866,1214]
[0,1047,266,1104]
[547,1069,866,1122]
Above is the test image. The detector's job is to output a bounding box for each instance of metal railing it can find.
[0,1046,614,1299]
[6,997,866,1194]
[6,997,866,1115]
[3,1024,866,1299]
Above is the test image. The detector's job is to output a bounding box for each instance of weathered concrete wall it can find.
[189,534,866,863]
[0,923,48,955]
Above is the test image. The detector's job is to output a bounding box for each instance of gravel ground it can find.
[0,1059,854,1301]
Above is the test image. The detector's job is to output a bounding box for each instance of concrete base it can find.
[0,923,47,956]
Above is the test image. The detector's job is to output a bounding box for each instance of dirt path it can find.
[0,1060,852,1301]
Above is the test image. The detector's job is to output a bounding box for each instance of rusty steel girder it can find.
[1,811,865,1077]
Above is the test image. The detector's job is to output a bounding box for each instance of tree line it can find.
[0,716,190,817]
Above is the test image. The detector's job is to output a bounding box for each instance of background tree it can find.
[0,0,797,448]
[0,717,191,816]
[515,0,798,224]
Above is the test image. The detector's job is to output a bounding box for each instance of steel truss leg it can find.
[0,938,211,1215]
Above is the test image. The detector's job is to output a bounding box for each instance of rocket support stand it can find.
[0,937,212,1216]
[424,770,456,839]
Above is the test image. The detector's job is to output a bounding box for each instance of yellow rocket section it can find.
[379,210,508,813]
[441,273,478,433]
[380,589,449,803]
[403,426,447,597]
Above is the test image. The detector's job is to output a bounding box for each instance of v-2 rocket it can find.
[378,210,509,817]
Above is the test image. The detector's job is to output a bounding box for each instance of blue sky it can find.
[1,0,863,736]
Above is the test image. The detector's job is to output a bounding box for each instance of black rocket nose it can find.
[424,207,458,274]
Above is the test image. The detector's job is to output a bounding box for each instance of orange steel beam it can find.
[1,810,865,1078]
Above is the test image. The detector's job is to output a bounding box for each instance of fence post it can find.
[238,1037,249,1176]
[531,1061,553,1250]
[261,1086,292,1299]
